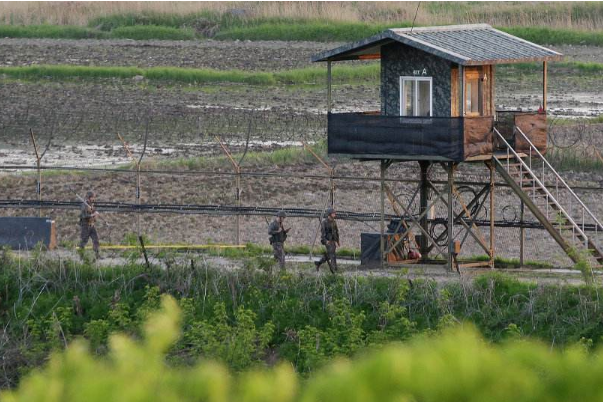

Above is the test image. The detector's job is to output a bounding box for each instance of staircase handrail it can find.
[515,126,603,232]
[493,127,588,244]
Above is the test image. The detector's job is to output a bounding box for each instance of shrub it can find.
[0,24,106,39]
[8,295,603,402]
[109,25,196,40]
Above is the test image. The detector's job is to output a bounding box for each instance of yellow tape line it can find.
[85,244,245,250]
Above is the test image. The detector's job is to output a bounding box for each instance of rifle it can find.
[67,185,111,228]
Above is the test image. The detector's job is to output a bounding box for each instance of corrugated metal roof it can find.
[312,24,563,65]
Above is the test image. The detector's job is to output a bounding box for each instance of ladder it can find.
[492,126,603,267]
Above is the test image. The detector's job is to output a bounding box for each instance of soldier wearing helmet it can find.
[79,190,101,259]
[315,207,339,273]
[268,210,290,270]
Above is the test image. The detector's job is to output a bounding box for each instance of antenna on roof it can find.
[410,2,421,33]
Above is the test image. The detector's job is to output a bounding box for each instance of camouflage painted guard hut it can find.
[313,24,603,270]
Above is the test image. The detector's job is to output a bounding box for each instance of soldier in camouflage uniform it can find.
[268,210,290,270]
[315,207,339,274]
[79,191,100,259]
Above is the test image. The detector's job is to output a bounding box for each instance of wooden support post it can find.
[327,61,332,113]
[543,61,547,111]
[29,129,42,217]
[459,65,465,116]
[520,200,525,267]
[380,160,386,268]
[235,168,241,245]
[302,141,334,207]
[447,162,455,271]
[490,65,496,116]
[117,133,144,237]
[489,161,495,268]
[419,161,430,260]
[136,166,141,236]
[216,137,242,245]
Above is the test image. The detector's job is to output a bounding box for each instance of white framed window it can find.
[400,76,433,117]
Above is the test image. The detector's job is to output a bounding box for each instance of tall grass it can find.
[4,61,602,86]
[213,21,411,42]
[2,2,603,30]
[110,25,196,40]
[547,147,603,172]
[0,24,107,39]
[0,64,381,85]
[501,26,603,47]
[0,23,197,40]
[151,141,327,171]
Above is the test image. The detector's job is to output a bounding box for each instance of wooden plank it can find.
[514,113,547,154]
[459,261,491,268]
[490,65,496,116]
[464,116,494,158]
[451,66,459,117]
[49,220,57,250]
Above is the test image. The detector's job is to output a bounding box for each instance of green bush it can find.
[213,21,409,42]
[7,295,603,402]
[501,26,603,46]
[4,257,603,388]
[0,24,107,39]
[109,25,196,41]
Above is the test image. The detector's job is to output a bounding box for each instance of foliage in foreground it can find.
[5,294,603,402]
[3,252,603,390]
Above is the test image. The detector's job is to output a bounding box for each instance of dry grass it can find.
[1,1,602,30]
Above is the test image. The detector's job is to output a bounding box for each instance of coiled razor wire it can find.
[1,199,600,232]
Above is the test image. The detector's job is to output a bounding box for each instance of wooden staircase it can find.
[493,127,603,267]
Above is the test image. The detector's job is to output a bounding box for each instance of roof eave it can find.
[311,32,391,62]
[463,54,564,66]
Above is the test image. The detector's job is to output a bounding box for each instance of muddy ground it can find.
[1,38,603,70]
[1,38,603,268]
[1,38,602,157]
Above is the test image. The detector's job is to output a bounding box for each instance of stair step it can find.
[509,172,532,177]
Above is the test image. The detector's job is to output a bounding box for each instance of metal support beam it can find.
[380,160,386,268]
[427,181,491,254]
[453,184,491,254]
[447,162,455,270]
[419,161,430,260]
[384,183,447,258]
[327,61,332,113]
[489,160,495,268]
[520,200,525,266]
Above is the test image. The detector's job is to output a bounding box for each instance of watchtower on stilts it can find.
[313,24,603,271]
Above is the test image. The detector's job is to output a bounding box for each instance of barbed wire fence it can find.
[1,104,603,267]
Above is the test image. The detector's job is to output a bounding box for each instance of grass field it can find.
[2,2,603,30]
[0,64,381,85]
[1,61,601,86]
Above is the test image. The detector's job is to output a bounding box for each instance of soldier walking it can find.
[315,207,339,273]
[79,191,100,259]
[268,210,290,270]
